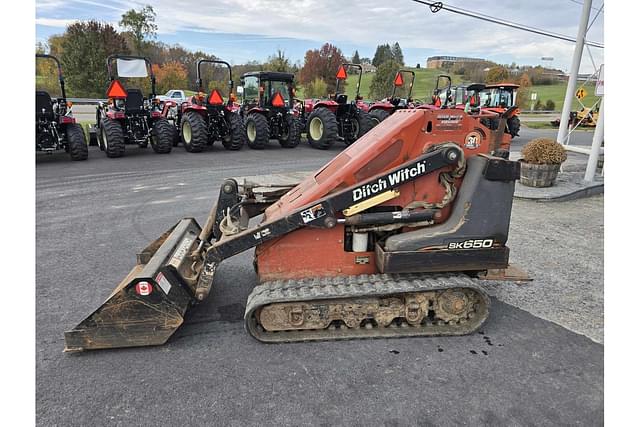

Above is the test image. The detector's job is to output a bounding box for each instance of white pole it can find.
[584,96,604,181]
[557,0,592,145]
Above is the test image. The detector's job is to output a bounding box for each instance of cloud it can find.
[35,0,604,70]
[35,18,77,27]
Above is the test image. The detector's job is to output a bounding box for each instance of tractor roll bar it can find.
[391,69,416,99]
[434,74,452,107]
[196,59,233,97]
[106,54,156,98]
[335,63,363,98]
[36,54,66,100]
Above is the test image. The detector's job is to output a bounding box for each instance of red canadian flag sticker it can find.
[135,281,153,296]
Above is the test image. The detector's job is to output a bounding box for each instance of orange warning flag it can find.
[336,65,348,80]
[106,80,127,98]
[394,72,404,86]
[209,89,224,105]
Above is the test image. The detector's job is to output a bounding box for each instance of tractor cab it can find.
[482,83,519,110]
[240,71,295,111]
[239,71,301,149]
[453,83,486,113]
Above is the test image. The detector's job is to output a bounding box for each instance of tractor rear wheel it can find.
[345,110,374,145]
[507,116,521,138]
[67,123,88,161]
[245,113,269,149]
[150,118,173,154]
[370,109,390,126]
[170,123,180,147]
[222,113,245,150]
[306,108,338,150]
[102,118,125,158]
[181,111,207,153]
[279,115,301,148]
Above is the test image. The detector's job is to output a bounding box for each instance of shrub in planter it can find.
[519,138,567,187]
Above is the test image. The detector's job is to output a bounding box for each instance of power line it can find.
[410,0,604,49]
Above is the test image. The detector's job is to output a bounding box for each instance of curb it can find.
[514,180,604,202]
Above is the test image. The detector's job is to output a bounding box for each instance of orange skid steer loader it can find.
[64,107,521,351]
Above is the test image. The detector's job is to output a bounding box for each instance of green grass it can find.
[295,67,601,111]
[527,82,599,112]
[522,121,593,131]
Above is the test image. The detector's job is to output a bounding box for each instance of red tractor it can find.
[239,71,301,149]
[170,59,245,152]
[480,83,521,137]
[95,55,175,158]
[367,69,417,125]
[452,83,486,113]
[35,54,88,161]
[301,63,373,149]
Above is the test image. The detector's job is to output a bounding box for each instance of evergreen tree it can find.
[352,50,361,64]
[372,44,393,67]
[391,42,404,66]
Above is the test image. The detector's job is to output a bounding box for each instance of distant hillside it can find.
[299,67,600,111]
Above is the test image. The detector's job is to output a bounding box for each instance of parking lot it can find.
[36,129,603,425]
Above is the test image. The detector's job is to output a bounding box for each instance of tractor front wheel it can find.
[507,116,521,138]
[102,118,125,158]
[306,108,338,150]
[181,111,207,153]
[245,113,269,149]
[66,124,88,161]
[278,115,301,148]
[370,109,390,126]
[222,113,246,150]
[345,110,373,145]
[150,118,173,154]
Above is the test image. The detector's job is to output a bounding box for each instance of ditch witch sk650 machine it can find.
[64,107,521,351]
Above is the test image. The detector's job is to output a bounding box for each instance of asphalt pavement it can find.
[36,131,603,426]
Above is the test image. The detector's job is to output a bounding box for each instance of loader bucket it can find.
[64,218,202,352]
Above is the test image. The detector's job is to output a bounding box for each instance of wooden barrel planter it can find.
[519,162,561,187]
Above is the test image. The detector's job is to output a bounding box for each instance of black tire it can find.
[101,118,125,158]
[306,108,338,150]
[245,113,269,149]
[170,123,180,147]
[369,109,390,126]
[507,116,521,138]
[89,126,98,146]
[66,123,88,161]
[278,115,301,148]
[150,118,173,154]
[345,110,374,145]
[181,111,207,153]
[222,113,245,150]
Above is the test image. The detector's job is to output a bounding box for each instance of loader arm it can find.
[192,144,464,300]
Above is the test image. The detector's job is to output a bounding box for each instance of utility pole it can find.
[556,0,592,145]
[584,96,604,181]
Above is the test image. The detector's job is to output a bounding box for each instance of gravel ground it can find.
[483,195,604,343]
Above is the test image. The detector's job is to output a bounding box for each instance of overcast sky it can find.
[36,0,604,72]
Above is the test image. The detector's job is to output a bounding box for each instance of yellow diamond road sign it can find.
[575,88,587,100]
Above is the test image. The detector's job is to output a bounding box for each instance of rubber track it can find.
[245,273,490,343]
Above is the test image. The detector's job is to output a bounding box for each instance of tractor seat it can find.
[335,94,348,104]
[125,89,145,113]
[36,91,55,120]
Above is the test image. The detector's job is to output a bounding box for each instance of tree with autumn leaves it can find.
[152,61,189,94]
[299,43,346,97]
